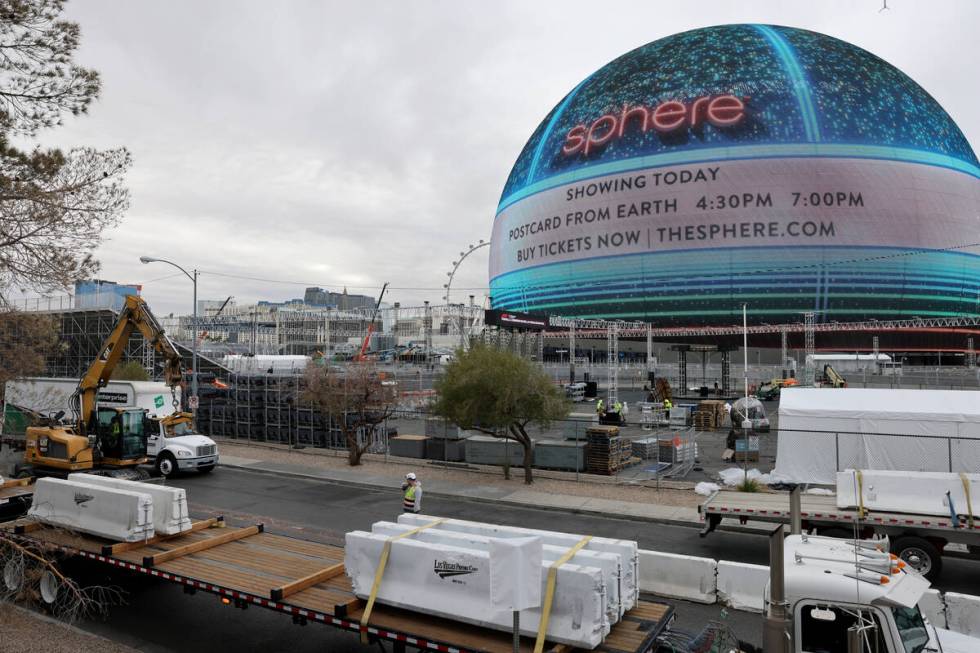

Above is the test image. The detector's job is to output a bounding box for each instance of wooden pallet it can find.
[692,410,715,430]
[586,433,632,475]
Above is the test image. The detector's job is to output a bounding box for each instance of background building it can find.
[74,279,141,311]
[303,286,375,310]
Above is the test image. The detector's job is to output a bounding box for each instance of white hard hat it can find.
[405,472,417,480]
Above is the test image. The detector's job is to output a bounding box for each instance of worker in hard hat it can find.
[402,472,422,513]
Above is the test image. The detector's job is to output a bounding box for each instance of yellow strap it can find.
[360,518,447,643]
[856,470,865,520]
[533,536,593,653]
[960,473,975,529]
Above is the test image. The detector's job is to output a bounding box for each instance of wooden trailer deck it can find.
[0,478,33,519]
[1,518,673,653]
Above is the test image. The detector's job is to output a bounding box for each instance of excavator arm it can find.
[76,295,184,432]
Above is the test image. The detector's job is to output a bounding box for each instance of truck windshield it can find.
[892,606,928,653]
[165,421,194,437]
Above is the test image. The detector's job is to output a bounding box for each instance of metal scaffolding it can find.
[804,312,816,386]
[780,327,789,369]
[606,323,619,403]
[41,308,156,379]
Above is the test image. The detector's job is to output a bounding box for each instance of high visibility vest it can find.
[614,402,623,413]
[403,485,417,511]
[664,399,672,409]
[596,400,604,412]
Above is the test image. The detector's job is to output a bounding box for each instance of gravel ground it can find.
[215,439,705,509]
[0,604,137,653]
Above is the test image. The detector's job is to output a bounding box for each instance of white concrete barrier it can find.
[944,592,980,638]
[29,477,154,542]
[716,560,769,613]
[638,550,716,604]
[918,588,946,629]
[67,473,191,535]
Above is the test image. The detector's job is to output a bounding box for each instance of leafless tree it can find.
[0,532,124,623]
[303,363,396,466]
[0,0,131,301]
[0,309,58,403]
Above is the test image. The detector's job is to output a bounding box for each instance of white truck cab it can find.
[146,412,219,478]
[772,534,979,653]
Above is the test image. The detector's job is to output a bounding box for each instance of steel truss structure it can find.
[39,308,156,379]
[543,314,980,339]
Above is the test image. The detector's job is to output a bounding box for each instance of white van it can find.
[4,377,219,478]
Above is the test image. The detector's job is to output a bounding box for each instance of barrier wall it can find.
[715,561,770,613]
[944,592,980,638]
[637,548,980,637]
[919,589,946,629]
[637,550,716,604]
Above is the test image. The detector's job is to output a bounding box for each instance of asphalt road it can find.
[57,467,980,651]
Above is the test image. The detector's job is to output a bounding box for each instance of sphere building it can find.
[489,25,980,326]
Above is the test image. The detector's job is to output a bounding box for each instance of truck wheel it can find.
[893,536,942,581]
[155,453,178,479]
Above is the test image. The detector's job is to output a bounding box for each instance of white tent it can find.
[774,388,980,484]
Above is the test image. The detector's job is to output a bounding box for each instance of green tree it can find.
[0,0,130,300]
[432,345,569,485]
[111,359,150,381]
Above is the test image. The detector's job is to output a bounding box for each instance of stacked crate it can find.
[586,426,631,475]
[694,400,728,431]
[631,436,658,460]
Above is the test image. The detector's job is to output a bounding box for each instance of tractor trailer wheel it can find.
[893,536,942,581]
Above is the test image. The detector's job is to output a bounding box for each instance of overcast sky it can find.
[42,0,980,315]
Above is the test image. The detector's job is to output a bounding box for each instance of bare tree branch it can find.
[303,363,396,466]
[0,0,130,302]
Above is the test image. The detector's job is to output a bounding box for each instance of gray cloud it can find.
[35,0,980,313]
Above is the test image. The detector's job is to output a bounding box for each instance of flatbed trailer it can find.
[699,490,980,579]
[1,518,674,653]
[0,478,33,521]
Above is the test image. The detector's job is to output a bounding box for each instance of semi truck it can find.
[699,488,980,581]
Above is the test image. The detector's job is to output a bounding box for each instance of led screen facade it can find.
[489,24,980,325]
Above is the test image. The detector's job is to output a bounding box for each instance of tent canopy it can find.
[775,388,980,484]
[779,387,980,424]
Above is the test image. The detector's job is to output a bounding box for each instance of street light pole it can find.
[192,268,198,406]
[140,256,198,414]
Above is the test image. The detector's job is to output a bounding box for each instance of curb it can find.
[217,461,771,536]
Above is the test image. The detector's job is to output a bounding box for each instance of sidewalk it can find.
[215,440,715,529]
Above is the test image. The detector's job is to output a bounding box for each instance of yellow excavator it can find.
[18,295,185,480]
